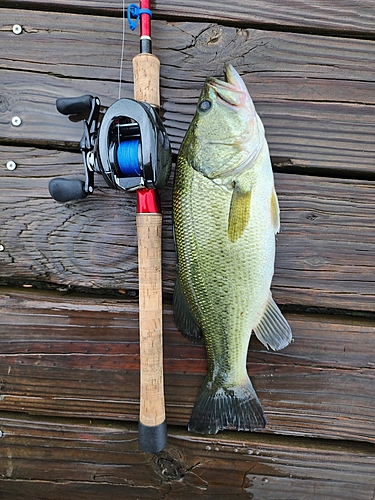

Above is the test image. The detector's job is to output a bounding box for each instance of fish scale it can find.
[173,64,292,434]
[175,157,273,378]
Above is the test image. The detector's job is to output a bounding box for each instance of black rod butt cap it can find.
[138,420,167,454]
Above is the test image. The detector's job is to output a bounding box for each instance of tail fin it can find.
[188,376,266,434]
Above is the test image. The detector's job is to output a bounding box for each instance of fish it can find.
[172,64,292,435]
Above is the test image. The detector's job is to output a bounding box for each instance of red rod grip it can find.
[137,188,161,214]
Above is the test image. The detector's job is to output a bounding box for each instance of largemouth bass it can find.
[172,64,292,434]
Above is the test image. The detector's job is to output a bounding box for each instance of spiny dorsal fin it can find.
[228,184,252,243]
[253,294,292,351]
[271,187,280,234]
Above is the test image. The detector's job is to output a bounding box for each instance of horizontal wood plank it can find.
[1,288,375,444]
[1,414,375,499]
[1,146,375,312]
[2,11,375,172]
[2,1,375,495]
[4,0,375,37]
[2,413,375,499]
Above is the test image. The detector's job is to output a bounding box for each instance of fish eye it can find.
[198,100,212,112]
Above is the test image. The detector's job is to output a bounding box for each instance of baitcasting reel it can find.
[49,94,172,202]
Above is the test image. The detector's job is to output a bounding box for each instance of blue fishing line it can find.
[117,140,142,177]
[127,4,152,31]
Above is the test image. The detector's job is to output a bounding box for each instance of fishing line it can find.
[118,0,127,173]
[118,0,126,100]
[117,139,142,176]
[117,1,145,177]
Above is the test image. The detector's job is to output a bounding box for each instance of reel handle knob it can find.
[48,178,88,203]
[56,95,93,115]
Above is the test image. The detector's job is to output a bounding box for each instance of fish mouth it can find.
[206,64,248,108]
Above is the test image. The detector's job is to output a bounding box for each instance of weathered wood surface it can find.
[2,1,375,497]
[2,10,375,171]
[1,413,375,500]
[5,0,375,37]
[1,287,375,445]
[1,145,375,312]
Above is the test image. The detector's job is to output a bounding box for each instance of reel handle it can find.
[48,178,87,203]
[56,95,93,115]
[49,95,99,202]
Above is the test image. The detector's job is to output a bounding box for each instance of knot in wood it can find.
[0,95,9,113]
[151,451,185,482]
[196,25,223,52]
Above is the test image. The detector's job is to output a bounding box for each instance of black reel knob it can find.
[56,95,93,115]
[48,178,88,203]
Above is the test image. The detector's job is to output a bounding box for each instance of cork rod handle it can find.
[137,213,167,453]
[133,53,160,108]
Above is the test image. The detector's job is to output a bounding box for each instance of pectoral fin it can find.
[228,186,252,243]
[271,188,280,234]
[253,294,292,351]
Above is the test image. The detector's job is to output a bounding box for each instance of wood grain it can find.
[2,1,375,496]
[1,145,375,312]
[4,0,375,37]
[2,10,375,172]
[0,413,375,499]
[1,287,375,444]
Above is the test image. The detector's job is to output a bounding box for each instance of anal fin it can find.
[173,275,203,343]
[254,294,292,351]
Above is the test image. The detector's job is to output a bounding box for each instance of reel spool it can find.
[49,95,172,202]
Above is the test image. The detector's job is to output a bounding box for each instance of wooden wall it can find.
[1,1,375,497]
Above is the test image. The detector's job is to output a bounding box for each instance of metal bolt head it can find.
[11,116,22,127]
[12,24,22,35]
[0,245,4,252]
[6,160,17,171]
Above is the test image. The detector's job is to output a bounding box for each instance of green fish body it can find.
[173,64,292,434]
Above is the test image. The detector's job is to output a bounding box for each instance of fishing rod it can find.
[49,1,170,454]
[130,0,169,454]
